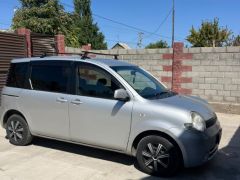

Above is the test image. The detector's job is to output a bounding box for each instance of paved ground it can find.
[0,113,239,180]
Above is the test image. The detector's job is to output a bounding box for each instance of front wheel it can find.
[136,135,181,177]
[6,114,33,146]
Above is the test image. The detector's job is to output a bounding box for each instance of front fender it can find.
[126,118,185,156]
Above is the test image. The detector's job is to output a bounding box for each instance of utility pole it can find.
[171,0,175,91]
[172,0,175,48]
[137,32,144,48]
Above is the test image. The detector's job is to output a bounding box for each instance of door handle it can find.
[71,99,83,105]
[56,97,68,103]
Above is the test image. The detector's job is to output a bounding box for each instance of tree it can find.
[186,18,232,47]
[12,0,72,35]
[12,0,107,49]
[71,0,107,49]
[145,40,169,49]
[232,35,240,46]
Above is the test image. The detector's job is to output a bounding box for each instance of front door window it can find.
[76,63,122,99]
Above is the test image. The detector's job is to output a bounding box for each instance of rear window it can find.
[6,63,29,88]
[30,65,70,93]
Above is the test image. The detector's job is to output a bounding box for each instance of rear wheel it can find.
[136,135,181,177]
[6,114,33,146]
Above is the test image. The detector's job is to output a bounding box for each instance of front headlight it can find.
[185,112,206,132]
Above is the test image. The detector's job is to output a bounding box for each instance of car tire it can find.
[6,114,33,146]
[136,135,181,177]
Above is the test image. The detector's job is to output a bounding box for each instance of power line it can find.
[61,1,188,45]
[92,13,172,40]
[60,2,177,40]
[144,8,173,39]
[63,2,143,33]
[96,23,139,34]
[93,10,186,43]
[97,23,146,38]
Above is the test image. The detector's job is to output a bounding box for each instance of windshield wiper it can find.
[154,91,169,97]
[144,91,169,99]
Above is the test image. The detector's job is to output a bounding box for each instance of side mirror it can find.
[114,89,130,101]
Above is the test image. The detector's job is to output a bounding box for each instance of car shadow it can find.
[32,137,134,166]
[32,127,240,179]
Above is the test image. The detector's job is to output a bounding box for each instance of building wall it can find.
[65,45,240,113]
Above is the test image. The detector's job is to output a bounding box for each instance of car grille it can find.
[206,116,217,128]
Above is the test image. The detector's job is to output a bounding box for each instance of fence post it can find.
[55,34,65,54]
[162,42,193,94]
[172,42,193,94]
[16,28,32,57]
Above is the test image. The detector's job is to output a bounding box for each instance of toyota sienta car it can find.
[0,56,222,176]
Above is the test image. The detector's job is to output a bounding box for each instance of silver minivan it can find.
[0,57,222,176]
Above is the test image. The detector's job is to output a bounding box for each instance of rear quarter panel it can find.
[0,87,24,128]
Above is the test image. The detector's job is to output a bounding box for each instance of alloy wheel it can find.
[7,120,24,142]
[141,143,170,171]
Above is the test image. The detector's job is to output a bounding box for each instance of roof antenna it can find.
[81,51,88,59]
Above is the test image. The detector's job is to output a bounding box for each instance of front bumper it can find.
[179,120,222,167]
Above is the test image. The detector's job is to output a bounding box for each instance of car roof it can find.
[11,56,135,67]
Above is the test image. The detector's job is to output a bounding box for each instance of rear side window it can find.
[6,63,28,88]
[30,64,70,93]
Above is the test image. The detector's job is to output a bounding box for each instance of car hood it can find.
[151,95,215,120]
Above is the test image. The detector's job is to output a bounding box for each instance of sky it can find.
[0,0,240,49]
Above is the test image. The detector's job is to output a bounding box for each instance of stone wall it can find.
[65,44,240,114]
[183,47,240,104]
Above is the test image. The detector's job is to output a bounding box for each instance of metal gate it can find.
[31,33,57,57]
[0,31,58,98]
[0,31,27,93]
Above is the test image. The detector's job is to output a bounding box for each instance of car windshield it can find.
[111,66,176,99]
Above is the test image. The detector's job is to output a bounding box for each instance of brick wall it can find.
[55,34,65,54]
[65,44,240,113]
[16,28,31,57]
[16,28,65,56]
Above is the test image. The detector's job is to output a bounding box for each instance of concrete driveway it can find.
[0,113,239,180]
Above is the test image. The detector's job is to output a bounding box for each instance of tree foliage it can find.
[145,40,169,49]
[70,0,107,49]
[12,0,107,49]
[232,35,240,46]
[186,18,232,47]
[74,0,91,17]
[18,0,48,8]
[12,0,72,35]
